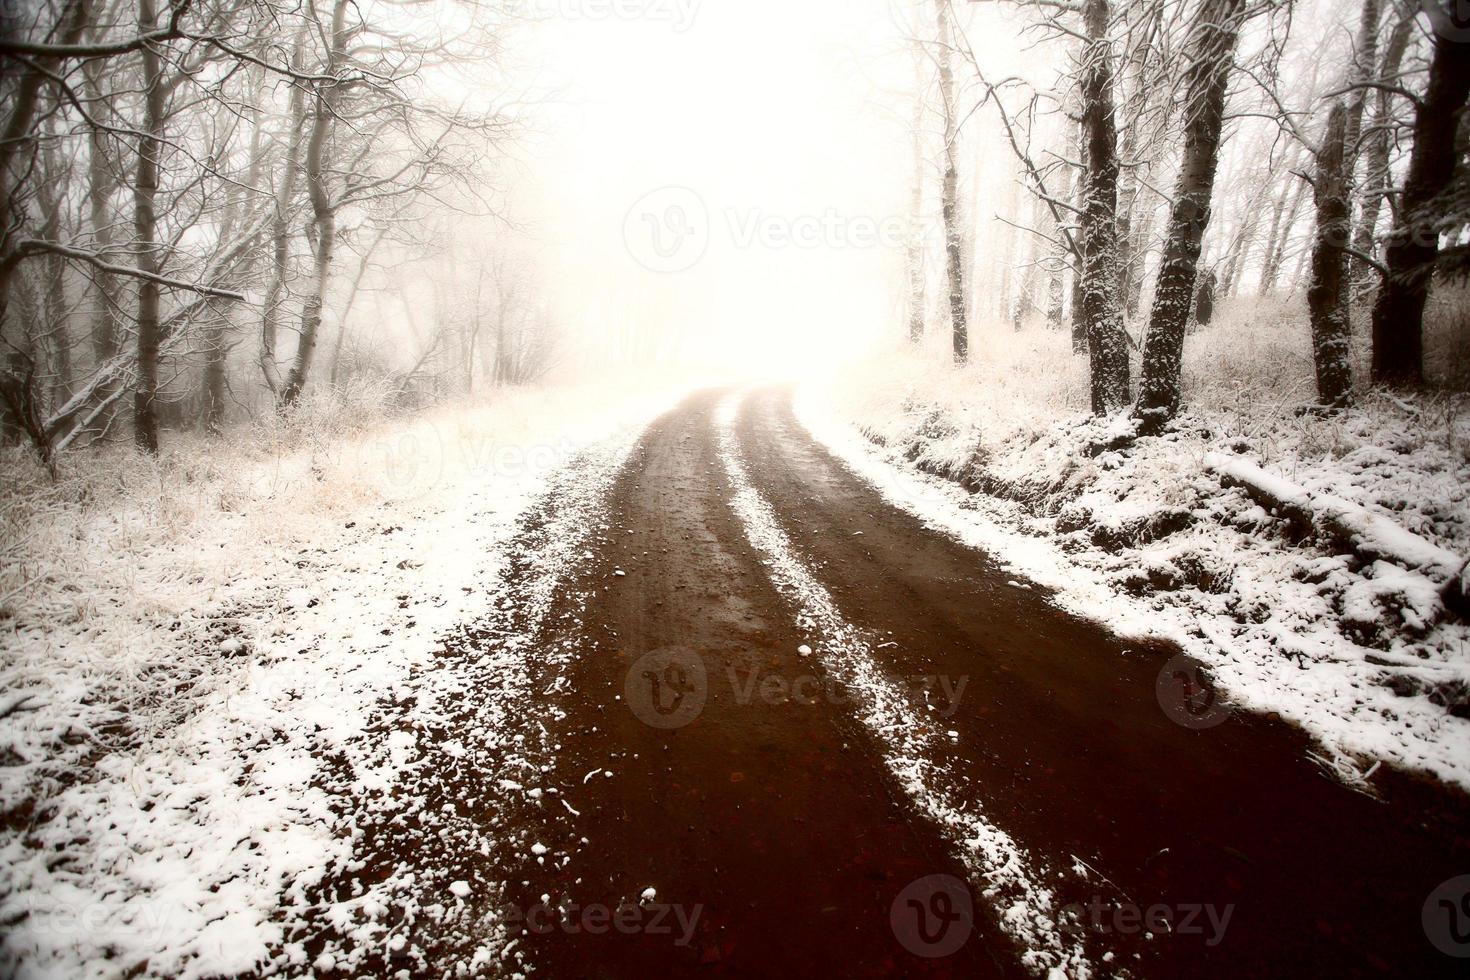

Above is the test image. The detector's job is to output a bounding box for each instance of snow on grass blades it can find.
[0,383,680,979]
[713,390,1097,980]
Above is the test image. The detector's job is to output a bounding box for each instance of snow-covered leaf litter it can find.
[0,383,679,979]
[796,364,1470,794]
[293,421,650,979]
[714,392,1096,980]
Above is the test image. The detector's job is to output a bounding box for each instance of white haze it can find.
[504,0,923,380]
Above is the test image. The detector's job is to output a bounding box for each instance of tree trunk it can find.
[132,0,167,453]
[1308,103,1353,408]
[935,0,967,363]
[906,34,927,344]
[203,114,264,434]
[260,33,308,396]
[1065,114,1088,353]
[1134,0,1245,432]
[1369,32,1470,386]
[1351,9,1412,300]
[1079,0,1129,414]
[1261,176,1308,293]
[0,0,90,346]
[84,60,120,367]
[281,0,349,407]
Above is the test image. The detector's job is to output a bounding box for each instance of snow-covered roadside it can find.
[0,381,681,978]
[799,346,1470,794]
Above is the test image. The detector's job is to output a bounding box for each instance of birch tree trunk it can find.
[1308,102,1353,408]
[935,0,967,363]
[1134,0,1245,432]
[1369,30,1470,386]
[281,0,350,407]
[260,34,308,397]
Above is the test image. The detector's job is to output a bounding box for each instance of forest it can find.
[3,0,1470,977]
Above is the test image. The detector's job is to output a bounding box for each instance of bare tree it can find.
[1306,101,1353,408]
[935,0,967,363]
[1135,0,1247,432]
[1078,0,1129,413]
[1368,19,1470,386]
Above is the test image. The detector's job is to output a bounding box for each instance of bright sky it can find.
[511,0,919,378]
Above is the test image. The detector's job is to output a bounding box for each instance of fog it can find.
[503,0,916,378]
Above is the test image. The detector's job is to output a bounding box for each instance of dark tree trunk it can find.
[132,0,167,453]
[1194,270,1217,327]
[1134,0,1245,432]
[1079,0,1129,413]
[1369,32,1470,386]
[1308,102,1353,408]
[1352,10,1412,300]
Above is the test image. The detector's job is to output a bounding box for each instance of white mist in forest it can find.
[513,0,918,379]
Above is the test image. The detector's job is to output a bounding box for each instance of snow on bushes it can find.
[805,308,1470,791]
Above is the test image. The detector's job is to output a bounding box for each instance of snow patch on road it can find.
[715,392,1095,979]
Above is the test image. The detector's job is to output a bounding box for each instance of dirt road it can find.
[325,388,1470,978]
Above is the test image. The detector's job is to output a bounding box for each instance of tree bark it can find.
[1134,0,1245,431]
[281,0,349,407]
[1079,0,1129,414]
[935,0,967,363]
[1351,9,1412,299]
[1369,31,1470,386]
[260,33,308,397]
[132,0,167,452]
[1308,102,1353,408]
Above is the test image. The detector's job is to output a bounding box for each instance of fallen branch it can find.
[1205,451,1470,618]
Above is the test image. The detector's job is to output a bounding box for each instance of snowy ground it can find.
[0,380,682,979]
[803,304,1470,793]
